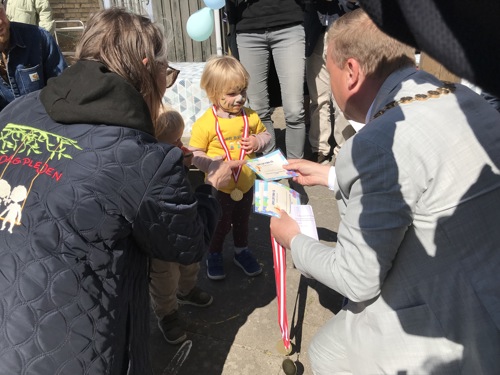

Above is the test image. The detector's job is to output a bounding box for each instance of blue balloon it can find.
[186,7,214,42]
[203,0,225,10]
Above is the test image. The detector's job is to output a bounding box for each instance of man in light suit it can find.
[271,8,500,375]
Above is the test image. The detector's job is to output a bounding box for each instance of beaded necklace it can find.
[373,81,456,119]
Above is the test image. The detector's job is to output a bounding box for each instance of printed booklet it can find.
[251,159,319,240]
[246,149,297,181]
[253,180,301,218]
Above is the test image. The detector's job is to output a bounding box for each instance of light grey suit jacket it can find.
[292,67,500,374]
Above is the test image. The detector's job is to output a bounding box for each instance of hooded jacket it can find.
[0,60,219,374]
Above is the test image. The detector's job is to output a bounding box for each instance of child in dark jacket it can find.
[149,108,212,345]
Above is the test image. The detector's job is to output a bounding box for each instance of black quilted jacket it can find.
[0,61,219,374]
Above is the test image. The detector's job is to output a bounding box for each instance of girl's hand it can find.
[240,136,258,153]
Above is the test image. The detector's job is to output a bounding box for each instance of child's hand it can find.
[240,136,258,153]
[181,146,193,167]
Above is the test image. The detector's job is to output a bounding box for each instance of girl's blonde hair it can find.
[156,107,184,141]
[200,55,250,104]
[76,7,168,123]
[327,8,415,80]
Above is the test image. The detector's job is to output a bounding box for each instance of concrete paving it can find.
[150,108,344,375]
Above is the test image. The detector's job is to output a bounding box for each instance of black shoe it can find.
[316,153,331,165]
[177,286,213,307]
[310,151,331,165]
[158,310,187,345]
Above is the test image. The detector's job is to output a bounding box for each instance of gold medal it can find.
[275,339,293,355]
[230,188,243,201]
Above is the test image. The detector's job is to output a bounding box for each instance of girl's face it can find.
[218,87,247,115]
[159,126,184,148]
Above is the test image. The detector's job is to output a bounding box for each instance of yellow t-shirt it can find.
[189,107,267,194]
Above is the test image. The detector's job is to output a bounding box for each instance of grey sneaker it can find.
[177,286,213,307]
[158,310,187,345]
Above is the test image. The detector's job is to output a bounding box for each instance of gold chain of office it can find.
[373,81,456,119]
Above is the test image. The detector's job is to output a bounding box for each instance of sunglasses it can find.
[166,66,180,89]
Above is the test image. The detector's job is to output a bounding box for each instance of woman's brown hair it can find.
[75,8,168,123]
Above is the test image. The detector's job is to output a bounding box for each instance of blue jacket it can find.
[0,60,219,374]
[0,22,66,111]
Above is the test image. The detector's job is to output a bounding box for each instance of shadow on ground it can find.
[149,213,278,374]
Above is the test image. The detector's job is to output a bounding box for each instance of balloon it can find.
[186,7,214,42]
[203,0,225,10]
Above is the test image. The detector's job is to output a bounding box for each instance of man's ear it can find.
[142,58,149,66]
[346,57,362,92]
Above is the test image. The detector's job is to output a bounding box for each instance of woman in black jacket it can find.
[0,8,242,374]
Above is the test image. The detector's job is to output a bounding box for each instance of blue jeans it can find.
[237,24,306,159]
[0,23,67,111]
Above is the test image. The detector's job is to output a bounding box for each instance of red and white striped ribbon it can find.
[271,235,290,351]
[212,105,248,182]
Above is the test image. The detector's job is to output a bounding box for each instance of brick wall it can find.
[50,0,101,24]
[49,0,101,63]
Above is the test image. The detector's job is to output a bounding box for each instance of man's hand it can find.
[205,158,246,189]
[284,159,331,187]
[270,210,301,249]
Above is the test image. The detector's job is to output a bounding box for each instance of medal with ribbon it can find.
[212,105,249,201]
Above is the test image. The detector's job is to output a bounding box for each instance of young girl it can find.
[149,108,212,345]
[190,55,271,280]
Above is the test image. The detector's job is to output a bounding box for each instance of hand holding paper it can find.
[246,150,297,181]
[270,210,301,249]
[283,158,331,187]
[251,151,320,248]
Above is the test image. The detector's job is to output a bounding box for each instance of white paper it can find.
[290,204,318,240]
[246,149,297,181]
